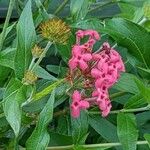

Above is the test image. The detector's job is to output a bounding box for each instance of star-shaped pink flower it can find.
[71,90,89,118]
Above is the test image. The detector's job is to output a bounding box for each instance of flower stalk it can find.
[47,141,148,150]
[31,41,52,71]
[89,104,150,115]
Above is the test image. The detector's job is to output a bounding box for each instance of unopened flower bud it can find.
[22,70,38,85]
[32,45,44,58]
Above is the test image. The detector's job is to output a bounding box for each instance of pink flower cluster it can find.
[68,30,125,118]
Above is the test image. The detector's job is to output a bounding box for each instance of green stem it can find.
[31,41,52,71]
[28,57,36,70]
[21,87,35,107]
[138,17,147,25]
[47,141,148,150]
[89,104,150,115]
[54,0,69,15]
[0,0,15,51]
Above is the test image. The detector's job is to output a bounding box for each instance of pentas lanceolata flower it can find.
[68,30,125,118]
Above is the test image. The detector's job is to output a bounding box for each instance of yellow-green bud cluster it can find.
[32,45,44,58]
[22,70,38,85]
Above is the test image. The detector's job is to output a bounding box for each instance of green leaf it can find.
[49,132,73,146]
[56,34,75,63]
[144,134,150,148]
[71,111,89,145]
[0,22,16,40]
[124,94,147,109]
[117,113,138,150]
[26,90,55,150]
[118,1,141,21]
[46,65,68,76]
[15,0,36,79]
[136,111,150,127]
[35,65,57,81]
[89,115,118,143]
[3,79,25,137]
[0,48,16,69]
[134,78,150,104]
[32,78,64,101]
[0,66,11,85]
[105,18,150,68]
[138,67,150,74]
[113,73,139,94]
[70,0,89,21]
[71,18,104,31]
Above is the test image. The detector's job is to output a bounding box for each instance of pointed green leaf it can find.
[26,90,55,150]
[105,18,150,68]
[134,78,150,104]
[15,0,36,79]
[113,73,139,94]
[70,0,89,21]
[117,113,138,150]
[71,18,104,31]
[124,94,146,109]
[71,111,89,145]
[3,79,26,137]
[0,48,16,69]
[89,115,118,143]
[144,134,150,148]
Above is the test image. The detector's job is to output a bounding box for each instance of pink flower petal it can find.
[95,78,104,88]
[101,104,112,117]
[99,101,107,110]
[84,30,100,40]
[76,30,84,38]
[71,106,80,118]
[92,54,101,60]
[110,54,119,63]
[72,90,81,102]
[79,59,88,70]
[88,39,96,47]
[91,68,101,78]
[72,45,82,56]
[80,100,90,109]
[93,31,100,40]
[116,60,125,72]
[82,53,92,61]
[69,57,78,70]
[92,90,99,97]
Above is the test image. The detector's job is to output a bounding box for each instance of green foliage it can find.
[0,48,16,69]
[15,0,36,79]
[71,111,89,145]
[70,0,89,21]
[26,90,55,149]
[144,134,150,148]
[104,18,150,68]
[89,115,118,143]
[117,113,138,150]
[3,79,25,137]
[0,0,150,149]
